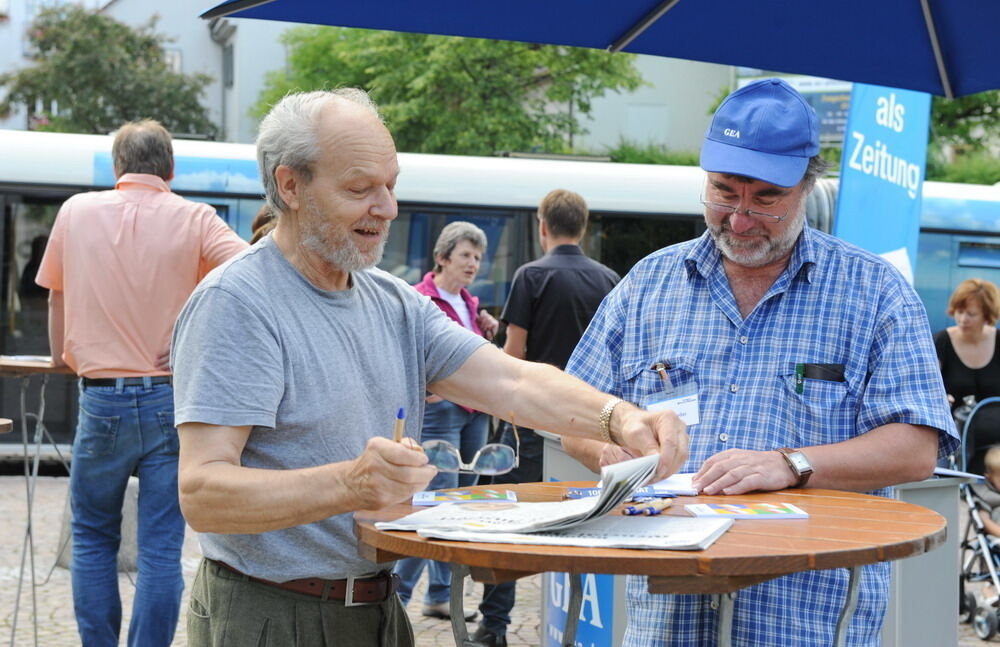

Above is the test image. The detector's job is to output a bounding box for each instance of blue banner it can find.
[544,572,615,647]
[834,84,931,284]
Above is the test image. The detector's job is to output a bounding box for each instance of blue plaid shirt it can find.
[567,227,957,647]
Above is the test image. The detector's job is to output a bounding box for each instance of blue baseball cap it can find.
[700,78,820,188]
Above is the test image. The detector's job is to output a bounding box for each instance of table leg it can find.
[10,374,48,647]
[833,565,862,647]
[449,563,481,647]
[562,573,583,647]
[715,592,737,647]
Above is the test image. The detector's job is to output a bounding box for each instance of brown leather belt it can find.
[211,559,399,605]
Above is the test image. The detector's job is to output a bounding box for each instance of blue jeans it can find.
[70,380,185,647]
[395,400,487,605]
[478,423,544,635]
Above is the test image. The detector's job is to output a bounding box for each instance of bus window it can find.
[587,214,703,277]
[385,207,521,311]
[958,242,1000,269]
[0,195,78,447]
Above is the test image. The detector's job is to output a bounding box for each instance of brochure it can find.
[685,502,809,519]
[418,515,733,551]
[375,453,659,534]
[412,489,517,506]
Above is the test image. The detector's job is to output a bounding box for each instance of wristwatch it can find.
[776,447,813,488]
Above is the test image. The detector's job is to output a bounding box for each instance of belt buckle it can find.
[343,574,371,607]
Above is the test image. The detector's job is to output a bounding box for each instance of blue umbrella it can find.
[201,0,999,98]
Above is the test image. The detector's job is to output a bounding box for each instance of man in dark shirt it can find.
[471,189,620,647]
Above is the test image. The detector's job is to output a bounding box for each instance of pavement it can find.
[0,476,540,647]
[0,475,985,646]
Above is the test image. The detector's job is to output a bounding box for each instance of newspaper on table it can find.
[418,515,733,551]
[375,454,659,534]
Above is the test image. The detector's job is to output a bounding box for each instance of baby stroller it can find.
[956,396,1000,639]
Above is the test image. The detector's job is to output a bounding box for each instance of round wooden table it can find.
[355,481,946,647]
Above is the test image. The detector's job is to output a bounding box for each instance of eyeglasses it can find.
[700,194,788,223]
[423,420,520,476]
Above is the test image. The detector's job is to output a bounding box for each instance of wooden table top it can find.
[354,481,947,594]
[0,356,73,378]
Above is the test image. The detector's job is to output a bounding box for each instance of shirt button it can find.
[719,433,729,442]
[739,336,748,344]
[730,383,738,393]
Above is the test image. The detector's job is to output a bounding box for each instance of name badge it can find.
[640,362,700,425]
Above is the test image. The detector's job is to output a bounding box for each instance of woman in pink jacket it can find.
[396,221,498,620]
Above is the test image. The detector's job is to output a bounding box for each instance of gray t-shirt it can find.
[172,236,487,581]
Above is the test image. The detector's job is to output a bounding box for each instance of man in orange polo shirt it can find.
[36,120,247,647]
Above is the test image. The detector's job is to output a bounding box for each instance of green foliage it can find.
[926,151,1000,185]
[931,90,1000,151]
[254,27,642,155]
[0,6,216,137]
[606,140,699,166]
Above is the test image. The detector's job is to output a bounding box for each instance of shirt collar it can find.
[114,173,171,192]
[547,244,583,256]
[684,226,817,283]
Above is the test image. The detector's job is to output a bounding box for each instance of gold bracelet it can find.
[599,397,624,445]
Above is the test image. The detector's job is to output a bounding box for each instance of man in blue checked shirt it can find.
[562,78,958,647]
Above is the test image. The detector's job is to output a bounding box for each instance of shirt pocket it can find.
[621,355,697,406]
[777,363,857,446]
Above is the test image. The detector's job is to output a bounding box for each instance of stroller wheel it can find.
[963,591,979,624]
[974,605,998,640]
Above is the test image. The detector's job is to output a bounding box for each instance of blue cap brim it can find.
[700,138,809,188]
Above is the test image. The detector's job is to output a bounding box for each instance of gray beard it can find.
[300,199,387,273]
[708,211,805,268]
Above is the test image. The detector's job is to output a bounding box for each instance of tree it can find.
[931,91,1000,153]
[254,27,642,155]
[0,6,216,137]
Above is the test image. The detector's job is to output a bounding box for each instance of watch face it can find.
[789,452,811,472]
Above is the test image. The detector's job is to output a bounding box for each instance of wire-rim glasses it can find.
[423,419,520,476]
[700,194,788,223]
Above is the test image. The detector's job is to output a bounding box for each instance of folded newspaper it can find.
[375,454,732,550]
[376,454,659,534]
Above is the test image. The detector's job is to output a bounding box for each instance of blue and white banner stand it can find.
[834,84,932,284]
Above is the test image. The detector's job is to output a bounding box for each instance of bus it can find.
[1,129,999,448]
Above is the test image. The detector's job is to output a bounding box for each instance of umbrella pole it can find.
[609,0,684,53]
[919,0,954,99]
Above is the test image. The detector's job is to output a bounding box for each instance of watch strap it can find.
[776,447,812,488]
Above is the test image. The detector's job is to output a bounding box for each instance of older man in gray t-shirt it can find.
[173,235,484,581]
[172,89,687,647]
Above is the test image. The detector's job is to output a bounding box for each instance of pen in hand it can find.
[393,407,406,443]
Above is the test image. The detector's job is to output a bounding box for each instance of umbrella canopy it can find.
[201,0,1000,99]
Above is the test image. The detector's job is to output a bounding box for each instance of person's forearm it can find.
[562,436,609,472]
[432,346,622,441]
[179,460,357,534]
[47,290,66,366]
[796,423,939,491]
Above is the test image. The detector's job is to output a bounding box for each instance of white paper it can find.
[418,515,733,551]
[646,393,700,425]
[641,472,699,496]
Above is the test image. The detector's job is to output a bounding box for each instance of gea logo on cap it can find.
[723,128,741,138]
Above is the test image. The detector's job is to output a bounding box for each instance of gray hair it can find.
[256,88,383,214]
[800,154,832,192]
[433,222,488,273]
[112,120,173,180]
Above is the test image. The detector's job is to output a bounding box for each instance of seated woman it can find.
[935,278,1000,474]
[394,221,498,621]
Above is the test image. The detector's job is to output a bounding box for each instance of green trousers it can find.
[187,559,414,646]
